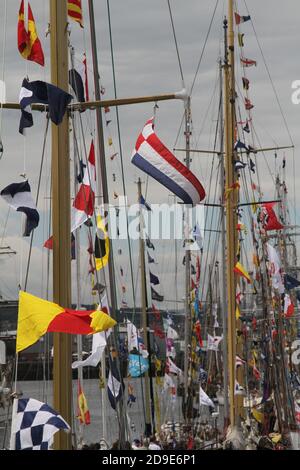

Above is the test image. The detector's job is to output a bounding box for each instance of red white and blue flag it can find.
[131,118,205,205]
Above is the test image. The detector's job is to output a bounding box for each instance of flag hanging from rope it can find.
[68,0,83,27]
[132,118,205,205]
[259,202,284,231]
[16,291,116,352]
[107,360,124,410]
[234,261,251,284]
[77,380,91,425]
[71,141,96,232]
[241,57,257,67]
[95,213,110,270]
[0,180,39,236]
[18,0,44,66]
[19,78,72,134]
[234,13,251,25]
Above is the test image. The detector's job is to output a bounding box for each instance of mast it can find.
[137,178,152,435]
[50,0,72,450]
[224,0,237,427]
[218,58,229,427]
[183,96,192,422]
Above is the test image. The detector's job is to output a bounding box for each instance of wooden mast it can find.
[224,0,237,427]
[50,0,72,450]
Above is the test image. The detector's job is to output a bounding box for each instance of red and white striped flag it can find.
[71,141,96,232]
[241,57,257,67]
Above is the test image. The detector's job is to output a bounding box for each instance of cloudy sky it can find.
[0,0,299,307]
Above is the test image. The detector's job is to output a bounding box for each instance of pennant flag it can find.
[195,320,203,347]
[1,180,39,236]
[77,380,91,425]
[150,271,160,285]
[19,78,72,134]
[18,1,44,67]
[241,57,257,67]
[95,214,109,270]
[236,355,246,368]
[68,0,83,27]
[243,120,250,133]
[10,398,70,450]
[259,203,283,231]
[151,287,164,302]
[238,33,245,47]
[71,141,96,232]
[16,291,116,352]
[163,373,175,390]
[44,233,76,259]
[249,158,255,173]
[152,303,161,320]
[235,160,247,171]
[146,237,155,250]
[147,252,155,264]
[192,223,203,250]
[128,354,149,377]
[235,381,246,395]
[166,357,182,375]
[139,195,151,211]
[132,118,205,205]
[207,334,223,351]
[242,77,250,90]
[284,273,300,291]
[167,326,178,340]
[234,140,248,151]
[235,12,251,24]
[234,262,251,283]
[252,407,264,424]
[107,360,124,410]
[69,68,85,103]
[245,98,254,110]
[283,156,286,169]
[199,386,214,408]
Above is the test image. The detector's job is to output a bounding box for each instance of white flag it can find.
[266,243,284,294]
[163,373,175,390]
[167,357,183,375]
[167,326,178,340]
[199,386,214,408]
[207,334,223,351]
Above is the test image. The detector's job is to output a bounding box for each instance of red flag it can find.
[245,98,254,110]
[18,0,44,66]
[260,202,283,231]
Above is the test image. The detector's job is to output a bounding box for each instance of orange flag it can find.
[77,380,91,425]
[17,0,44,66]
[234,262,251,284]
[68,0,83,27]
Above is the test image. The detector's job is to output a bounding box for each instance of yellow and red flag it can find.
[17,0,44,66]
[234,261,251,284]
[77,380,91,425]
[68,0,83,27]
[16,291,116,352]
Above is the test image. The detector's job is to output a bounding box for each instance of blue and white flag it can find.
[128,353,149,378]
[10,398,70,450]
[1,180,39,236]
[132,118,205,205]
[107,360,124,410]
[149,271,160,285]
[139,194,151,211]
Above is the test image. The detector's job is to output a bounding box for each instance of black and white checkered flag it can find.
[10,398,70,450]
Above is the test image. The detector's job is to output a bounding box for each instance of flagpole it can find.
[50,0,72,450]
[183,96,192,423]
[137,178,153,436]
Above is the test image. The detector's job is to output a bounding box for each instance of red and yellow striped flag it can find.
[77,380,91,425]
[68,0,83,27]
[17,0,44,66]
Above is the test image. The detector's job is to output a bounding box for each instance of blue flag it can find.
[128,354,149,378]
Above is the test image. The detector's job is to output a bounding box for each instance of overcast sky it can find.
[0,0,299,306]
